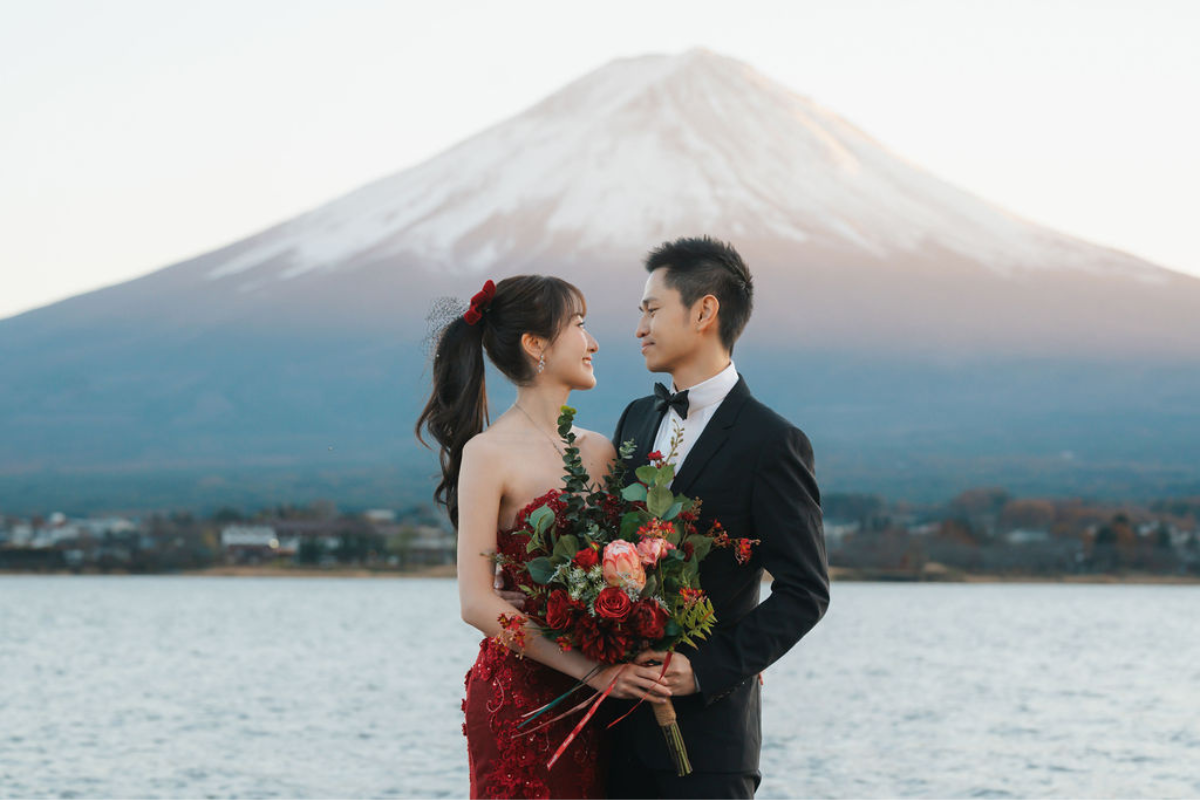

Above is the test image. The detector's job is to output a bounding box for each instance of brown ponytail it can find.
[416,275,586,528]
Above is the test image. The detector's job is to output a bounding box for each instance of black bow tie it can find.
[653,382,690,418]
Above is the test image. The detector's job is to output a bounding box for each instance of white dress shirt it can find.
[652,361,739,479]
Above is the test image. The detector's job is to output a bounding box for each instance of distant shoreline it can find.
[3,564,1197,584]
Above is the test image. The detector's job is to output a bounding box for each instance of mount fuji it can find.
[2,49,1198,514]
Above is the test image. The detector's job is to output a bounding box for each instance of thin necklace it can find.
[513,403,565,456]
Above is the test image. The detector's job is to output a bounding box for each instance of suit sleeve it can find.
[611,399,636,450]
[689,426,830,702]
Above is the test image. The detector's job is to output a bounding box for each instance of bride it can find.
[417,276,670,799]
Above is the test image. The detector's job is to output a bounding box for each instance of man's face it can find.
[636,268,697,376]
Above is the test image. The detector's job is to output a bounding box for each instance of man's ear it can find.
[695,295,720,333]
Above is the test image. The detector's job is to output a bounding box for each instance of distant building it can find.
[1005,529,1050,545]
[220,525,281,563]
[404,525,456,568]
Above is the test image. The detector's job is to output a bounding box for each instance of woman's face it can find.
[544,312,599,390]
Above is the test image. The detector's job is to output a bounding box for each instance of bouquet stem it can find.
[652,699,693,777]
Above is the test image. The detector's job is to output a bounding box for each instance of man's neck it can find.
[671,353,733,392]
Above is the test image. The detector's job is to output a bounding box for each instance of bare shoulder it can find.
[572,426,617,463]
[461,428,509,470]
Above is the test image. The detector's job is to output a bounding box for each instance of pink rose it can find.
[636,537,675,566]
[602,540,646,591]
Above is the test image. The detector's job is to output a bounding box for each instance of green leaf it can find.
[529,506,555,536]
[619,511,646,541]
[635,465,659,485]
[664,620,681,638]
[686,536,713,563]
[639,573,659,599]
[663,501,684,521]
[621,483,647,503]
[659,463,675,485]
[527,557,556,585]
[647,485,673,517]
[552,534,580,562]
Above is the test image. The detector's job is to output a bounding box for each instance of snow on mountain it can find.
[200,48,1169,296]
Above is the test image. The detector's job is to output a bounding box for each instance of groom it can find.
[607,236,830,798]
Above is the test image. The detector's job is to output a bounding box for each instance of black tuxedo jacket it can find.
[608,375,830,774]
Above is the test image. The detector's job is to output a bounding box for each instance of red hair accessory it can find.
[463,279,496,326]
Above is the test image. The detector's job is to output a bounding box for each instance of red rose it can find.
[594,586,633,621]
[628,599,669,640]
[545,589,577,630]
[573,547,600,570]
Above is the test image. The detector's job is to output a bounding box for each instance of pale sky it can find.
[2,0,1198,320]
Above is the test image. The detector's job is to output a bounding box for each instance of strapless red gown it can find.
[462,519,609,799]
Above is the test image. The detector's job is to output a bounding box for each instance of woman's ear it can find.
[520,332,544,362]
[696,295,720,332]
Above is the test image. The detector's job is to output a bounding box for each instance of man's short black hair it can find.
[644,236,754,353]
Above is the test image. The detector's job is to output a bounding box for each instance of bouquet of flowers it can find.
[495,406,759,776]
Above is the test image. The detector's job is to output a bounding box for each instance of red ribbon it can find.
[463,279,496,325]
[545,664,627,771]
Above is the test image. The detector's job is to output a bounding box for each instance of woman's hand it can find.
[588,662,672,704]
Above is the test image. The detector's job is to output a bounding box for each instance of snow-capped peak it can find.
[203,49,1167,290]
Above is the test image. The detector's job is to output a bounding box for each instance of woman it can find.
[417,276,671,799]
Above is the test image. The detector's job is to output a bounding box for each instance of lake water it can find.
[1,577,1198,798]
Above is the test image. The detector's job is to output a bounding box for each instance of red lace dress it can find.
[462,498,609,799]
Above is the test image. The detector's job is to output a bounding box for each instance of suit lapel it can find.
[623,401,664,480]
[672,376,751,497]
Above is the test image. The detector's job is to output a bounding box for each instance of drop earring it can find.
[538,354,546,373]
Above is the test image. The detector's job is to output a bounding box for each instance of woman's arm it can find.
[456,435,668,701]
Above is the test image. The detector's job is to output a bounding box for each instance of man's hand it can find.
[492,567,526,610]
[635,649,698,697]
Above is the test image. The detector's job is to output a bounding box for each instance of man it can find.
[607,236,830,798]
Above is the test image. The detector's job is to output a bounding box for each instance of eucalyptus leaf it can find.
[529,505,555,536]
[621,483,647,503]
[527,557,556,585]
[687,536,713,562]
[635,465,659,485]
[620,511,647,541]
[552,534,580,561]
[659,463,675,485]
[663,501,684,521]
[647,485,673,517]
